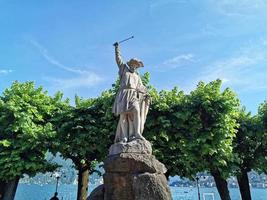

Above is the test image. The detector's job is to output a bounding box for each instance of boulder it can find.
[89,139,172,200]
[103,171,172,200]
[87,185,104,200]
[109,139,152,155]
[104,153,167,174]
[133,173,172,200]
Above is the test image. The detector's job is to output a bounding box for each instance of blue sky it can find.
[0,0,267,113]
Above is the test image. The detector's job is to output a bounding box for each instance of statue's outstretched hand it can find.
[145,93,151,99]
[113,42,119,47]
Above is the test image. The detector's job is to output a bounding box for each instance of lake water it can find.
[16,183,267,200]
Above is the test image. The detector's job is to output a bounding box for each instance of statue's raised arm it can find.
[113,42,124,68]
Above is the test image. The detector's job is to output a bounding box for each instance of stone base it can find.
[108,139,152,155]
[88,139,172,200]
[88,185,104,200]
[103,172,171,200]
[105,153,166,174]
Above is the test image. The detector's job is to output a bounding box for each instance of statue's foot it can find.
[128,135,135,142]
[129,134,145,142]
[122,137,128,143]
[114,137,128,143]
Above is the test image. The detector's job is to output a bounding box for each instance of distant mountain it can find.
[20,153,103,185]
[20,154,267,188]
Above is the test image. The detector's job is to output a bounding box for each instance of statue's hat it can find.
[128,58,144,68]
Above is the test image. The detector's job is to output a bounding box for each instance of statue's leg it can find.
[132,104,145,140]
[114,113,128,143]
[128,113,135,141]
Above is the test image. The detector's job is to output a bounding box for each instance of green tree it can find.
[52,90,115,200]
[145,86,187,178]
[232,108,266,200]
[259,101,267,130]
[175,80,239,200]
[146,80,240,200]
[0,81,60,200]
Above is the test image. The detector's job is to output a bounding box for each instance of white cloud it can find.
[194,42,267,91]
[29,39,104,89]
[210,0,267,17]
[45,72,103,89]
[156,54,195,71]
[30,39,89,74]
[0,69,13,75]
[164,54,194,66]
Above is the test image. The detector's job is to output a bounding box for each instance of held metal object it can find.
[113,36,134,46]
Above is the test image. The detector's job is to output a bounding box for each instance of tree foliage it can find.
[51,89,116,200]
[145,86,186,177]
[259,101,267,132]
[1,76,267,200]
[233,109,267,174]
[231,108,267,200]
[147,80,240,177]
[52,90,115,172]
[182,80,239,175]
[145,79,240,200]
[0,81,60,181]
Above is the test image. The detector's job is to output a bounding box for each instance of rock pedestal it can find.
[88,139,172,200]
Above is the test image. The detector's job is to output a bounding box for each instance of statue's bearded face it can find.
[127,58,144,69]
[128,63,140,69]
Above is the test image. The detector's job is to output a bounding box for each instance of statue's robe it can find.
[112,47,149,139]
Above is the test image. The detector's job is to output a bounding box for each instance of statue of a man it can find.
[112,42,150,143]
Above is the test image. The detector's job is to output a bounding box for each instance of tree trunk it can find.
[0,181,7,200]
[2,177,20,200]
[77,165,89,200]
[237,170,251,200]
[211,170,231,200]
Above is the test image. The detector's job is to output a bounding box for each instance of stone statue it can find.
[112,42,150,143]
[88,42,172,200]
